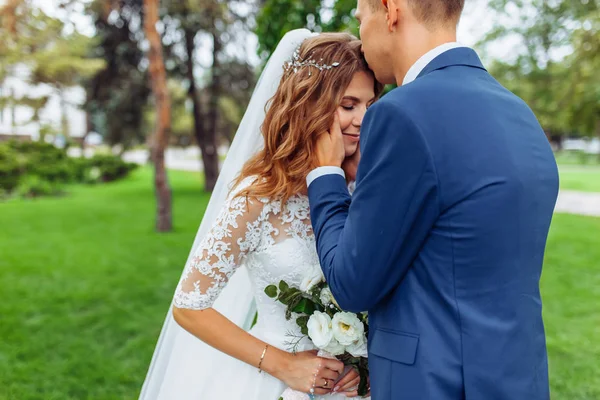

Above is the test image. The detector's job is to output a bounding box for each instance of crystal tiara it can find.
[283,48,340,75]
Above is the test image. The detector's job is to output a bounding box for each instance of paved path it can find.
[123,149,600,218]
[554,191,600,217]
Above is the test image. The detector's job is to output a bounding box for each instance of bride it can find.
[140,29,382,399]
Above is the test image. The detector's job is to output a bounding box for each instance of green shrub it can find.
[15,175,64,198]
[0,144,21,192]
[69,156,93,183]
[10,141,75,182]
[0,140,138,197]
[87,154,138,182]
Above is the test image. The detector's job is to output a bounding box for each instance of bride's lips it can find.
[342,132,360,142]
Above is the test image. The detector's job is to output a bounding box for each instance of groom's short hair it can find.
[367,0,465,27]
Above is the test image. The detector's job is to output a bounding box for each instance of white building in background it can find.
[0,65,91,143]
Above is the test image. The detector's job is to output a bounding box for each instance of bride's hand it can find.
[277,350,345,395]
[332,368,370,397]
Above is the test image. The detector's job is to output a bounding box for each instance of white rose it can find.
[346,336,368,358]
[300,264,325,293]
[323,338,346,356]
[307,311,333,349]
[320,286,341,310]
[332,312,364,346]
[319,287,333,306]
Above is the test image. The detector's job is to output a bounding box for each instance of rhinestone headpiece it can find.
[283,48,340,76]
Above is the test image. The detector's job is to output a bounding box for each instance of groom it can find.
[307,0,558,398]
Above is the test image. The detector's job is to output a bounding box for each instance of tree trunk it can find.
[183,26,218,192]
[202,11,222,192]
[144,0,172,232]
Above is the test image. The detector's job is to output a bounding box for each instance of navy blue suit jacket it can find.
[308,48,558,399]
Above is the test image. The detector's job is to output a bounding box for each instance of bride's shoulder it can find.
[227,176,272,212]
[229,175,258,195]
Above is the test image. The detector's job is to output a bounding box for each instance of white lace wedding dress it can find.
[170,177,355,399]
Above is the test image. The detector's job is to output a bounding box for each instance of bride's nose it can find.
[353,114,363,127]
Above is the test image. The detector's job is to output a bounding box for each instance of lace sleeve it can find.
[173,185,263,310]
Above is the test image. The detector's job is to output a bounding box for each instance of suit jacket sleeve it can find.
[308,100,440,312]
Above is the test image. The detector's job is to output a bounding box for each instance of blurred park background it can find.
[0,0,598,399]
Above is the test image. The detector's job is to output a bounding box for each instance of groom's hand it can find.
[316,113,345,167]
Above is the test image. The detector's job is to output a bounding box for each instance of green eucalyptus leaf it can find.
[264,285,278,298]
[292,298,316,315]
[296,315,309,331]
[278,288,301,305]
[300,324,308,336]
[296,315,309,335]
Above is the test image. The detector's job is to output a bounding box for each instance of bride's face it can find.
[337,71,376,157]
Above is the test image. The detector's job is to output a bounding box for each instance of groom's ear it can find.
[385,0,400,31]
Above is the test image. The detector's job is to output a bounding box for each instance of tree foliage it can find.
[0,0,104,137]
[159,0,257,190]
[85,0,151,149]
[481,0,599,139]
[255,0,358,61]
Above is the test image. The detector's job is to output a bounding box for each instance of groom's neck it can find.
[392,24,458,85]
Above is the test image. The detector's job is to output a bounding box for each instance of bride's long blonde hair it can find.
[231,33,383,205]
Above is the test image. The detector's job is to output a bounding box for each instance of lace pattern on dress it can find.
[173,178,314,311]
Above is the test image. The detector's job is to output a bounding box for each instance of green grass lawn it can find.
[558,165,600,193]
[0,168,210,400]
[542,214,600,399]
[554,150,599,167]
[555,151,600,193]
[1,169,599,399]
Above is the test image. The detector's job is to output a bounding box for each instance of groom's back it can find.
[379,49,558,399]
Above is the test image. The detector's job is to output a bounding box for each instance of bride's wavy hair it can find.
[232,33,383,205]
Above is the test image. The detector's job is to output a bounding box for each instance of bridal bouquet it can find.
[265,264,369,398]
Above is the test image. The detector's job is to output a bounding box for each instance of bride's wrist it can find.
[259,346,291,378]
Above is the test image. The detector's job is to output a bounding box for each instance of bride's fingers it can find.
[322,358,345,375]
[338,376,360,392]
[311,386,333,395]
[318,367,340,381]
[333,369,359,390]
[342,384,369,398]
[314,377,335,389]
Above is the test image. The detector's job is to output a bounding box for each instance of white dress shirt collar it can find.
[402,42,466,86]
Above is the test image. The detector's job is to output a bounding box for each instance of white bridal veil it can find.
[139,29,315,400]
